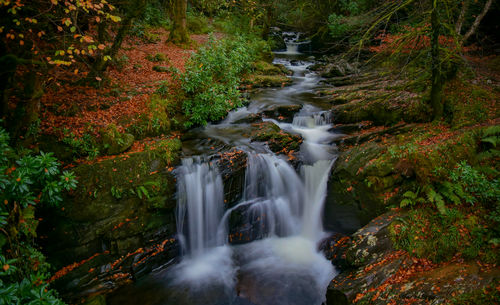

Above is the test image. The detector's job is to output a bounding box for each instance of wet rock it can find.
[233,113,262,124]
[38,138,182,301]
[269,31,286,51]
[262,104,302,122]
[248,121,302,154]
[324,142,394,231]
[326,212,500,305]
[244,74,292,88]
[321,60,359,78]
[216,148,248,208]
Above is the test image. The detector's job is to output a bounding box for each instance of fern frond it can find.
[481,136,499,147]
[482,125,500,138]
[439,181,461,205]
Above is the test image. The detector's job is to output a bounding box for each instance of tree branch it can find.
[455,0,469,35]
[463,0,494,42]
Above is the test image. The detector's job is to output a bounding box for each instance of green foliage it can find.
[181,35,266,127]
[61,129,99,160]
[131,0,170,36]
[0,127,76,305]
[448,161,499,205]
[451,281,500,305]
[390,207,496,263]
[399,188,425,208]
[187,12,212,34]
[146,53,169,63]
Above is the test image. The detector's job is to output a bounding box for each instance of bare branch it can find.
[463,0,494,42]
[455,0,469,35]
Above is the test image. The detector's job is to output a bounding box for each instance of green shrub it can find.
[181,35,266,127]
[61,128,99,160]
[146,53,169,63]
[187,12,212,34]
[0,126,77,305]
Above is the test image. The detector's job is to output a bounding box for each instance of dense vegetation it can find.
[0,0,498,304]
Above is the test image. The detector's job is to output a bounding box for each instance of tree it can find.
[0,0,121,134]
[167,0,189,44]
[430,0,443,119]
[90,0,148,78]
[358,0,494,120]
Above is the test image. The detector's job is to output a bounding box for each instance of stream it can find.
[108,33,342,305]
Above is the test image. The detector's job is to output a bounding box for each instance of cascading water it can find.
[173,158,235,289]
[108,32,341,305]
[176,158,225,257]
[277,32,311,55]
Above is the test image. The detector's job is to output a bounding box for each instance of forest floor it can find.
[39,29,212,139]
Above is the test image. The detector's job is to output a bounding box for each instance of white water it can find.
[171,32,337,304]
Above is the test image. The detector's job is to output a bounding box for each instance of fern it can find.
[482,125,500,138]
[425,186,446,215]
[481,136,499,147]
[438,181,461,205]
[399,189,423,208]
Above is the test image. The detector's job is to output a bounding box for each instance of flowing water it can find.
[108,33,341,305]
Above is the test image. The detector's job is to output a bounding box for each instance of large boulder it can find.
[327,212,500,305]
[321,60,359,78]
[39,138,182,300]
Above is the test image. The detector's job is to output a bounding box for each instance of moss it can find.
[389,207,496,263]
[42,137,181,266]
[152,65,169,72]
[84,295,106,305]
[252,60,285,75]
[243,74,292,88]
[452,281,500,305]
[101,124,134,155]
[248,121,302,153]
[146,53,169,63]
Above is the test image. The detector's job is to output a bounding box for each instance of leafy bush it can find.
[181,35,266,126]
[61,129,99,160]
[0,126,77,305]
[187,12,212,34]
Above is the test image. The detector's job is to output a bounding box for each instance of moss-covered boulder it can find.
[101,124,135,155]
[39,137,182,300]
[327,212,500,305]
[262,104,302,122]
[244,74,292,88]
[247,121,302,154]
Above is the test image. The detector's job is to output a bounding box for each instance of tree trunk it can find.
[168,0,189,44]
[463,0,493,42]
[90,0,146,79]
[455,0,469,35]
[430,0,443,120]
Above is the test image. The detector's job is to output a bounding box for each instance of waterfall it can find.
[176,158,225,257]
[301,160,334,241]
[277,32,311,55]
[242,153,304,237]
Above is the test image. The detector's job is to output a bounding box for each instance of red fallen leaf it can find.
[347,186,353,192]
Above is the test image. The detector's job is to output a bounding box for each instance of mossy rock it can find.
[152,65,169,72]
[253,60,285,75]
[84,295,106,305]
[248,121,302,153]
[39,138,182,267]
[262,104,302,122]
[244,74,292,88]
[101,125,134,155]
